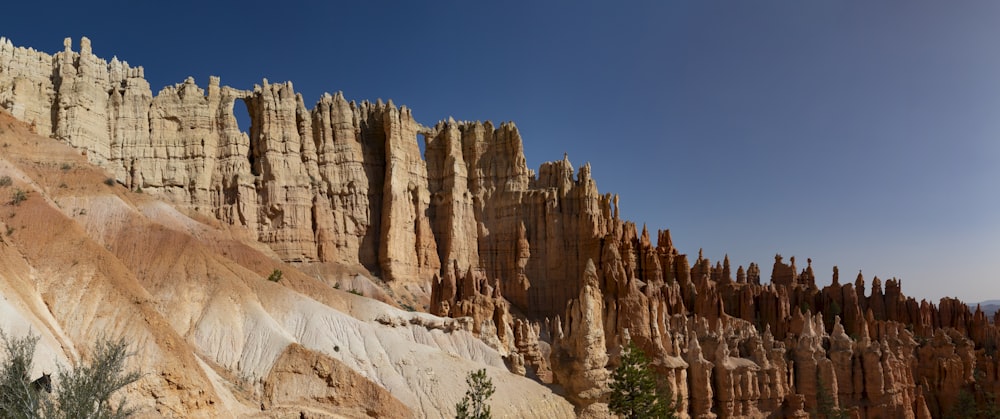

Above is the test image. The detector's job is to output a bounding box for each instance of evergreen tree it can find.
[608,341,678,419]
[946,389,978,419]
[456,368,494,419]
[815,376,849,419]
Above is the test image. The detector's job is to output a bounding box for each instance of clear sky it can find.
[3,1,999,304]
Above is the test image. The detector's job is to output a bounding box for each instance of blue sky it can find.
[3,1,999,303]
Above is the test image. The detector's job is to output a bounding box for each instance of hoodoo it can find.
[2,36,999,418]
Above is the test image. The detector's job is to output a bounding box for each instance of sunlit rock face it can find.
[3,36,1000,418]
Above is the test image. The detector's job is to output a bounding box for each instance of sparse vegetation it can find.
[0,330,42,417]
[815,376,849,419]
[944,372,1000,419]
[10,189,27,206]
[0,176,11,187]
[947,389,979,419]
[348,289,363,296]
[103,178,116,187]
[0,331,140,418]
[60,163,71,172]
[51,337,142,418]
[609,340,678,419]
[455,368,494,419]
[267,269,282,283]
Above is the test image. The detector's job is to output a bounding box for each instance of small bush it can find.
[0,176,10,187]
[10,189,26,206]
[52,337,142,418]
[348,289,363,296]
[104,178,116,187]
[1,332,141,418]
[60,163,72,171]
[0,330,42,416]
[456,369,494,419]
[267,269,282,282]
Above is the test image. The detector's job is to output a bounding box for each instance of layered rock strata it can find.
[4,36,1000,418]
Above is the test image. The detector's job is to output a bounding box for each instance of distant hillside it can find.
[969,300,1000,318]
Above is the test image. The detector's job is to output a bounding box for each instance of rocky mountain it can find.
[2,36,999,418]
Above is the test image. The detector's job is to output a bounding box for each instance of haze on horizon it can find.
[2,1,997,304]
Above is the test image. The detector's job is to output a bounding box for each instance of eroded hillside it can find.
[0,109,572,417]
[3,36,1000,418]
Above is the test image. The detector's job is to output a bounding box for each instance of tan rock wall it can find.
[4,36,1000,419]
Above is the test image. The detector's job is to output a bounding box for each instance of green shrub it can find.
[10,189,26,206]
[267,269,282,282]
[0,331,140,418]
[456,368,494,419]
[0,176,11,187]
[816,376,849,419]
[0,330,42,417]
[52,337,141,418]
[348,289,363,296]
[103,178,116,187]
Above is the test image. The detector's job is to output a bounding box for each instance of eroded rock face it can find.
[4,36,1000,419]
[263,344,412,418]
[0,37,621,307]
[551,259,610,416]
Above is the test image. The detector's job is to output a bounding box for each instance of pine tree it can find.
[456,368,494,419]
[815,376,849,419]
[609,341,678,419]
[947,389,978,419]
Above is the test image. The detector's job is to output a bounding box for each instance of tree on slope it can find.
[609,340,678,419]
[49,337,142,419]
[456,368,495,419]
[815,376,849,419]
[0,331,43,419]
[0,330,141,418]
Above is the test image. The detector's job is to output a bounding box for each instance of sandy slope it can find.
[0,111,572,417]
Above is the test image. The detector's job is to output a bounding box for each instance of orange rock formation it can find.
[2,36,998,418]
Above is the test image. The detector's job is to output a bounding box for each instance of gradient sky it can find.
[3,1,998,303]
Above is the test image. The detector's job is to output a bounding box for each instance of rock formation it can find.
[551,259,610,417]
[3,36,1000,418]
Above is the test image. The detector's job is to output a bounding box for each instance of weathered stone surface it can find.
[263,343,412,417]
[551,259,610,416]
[5,36,1000,419]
